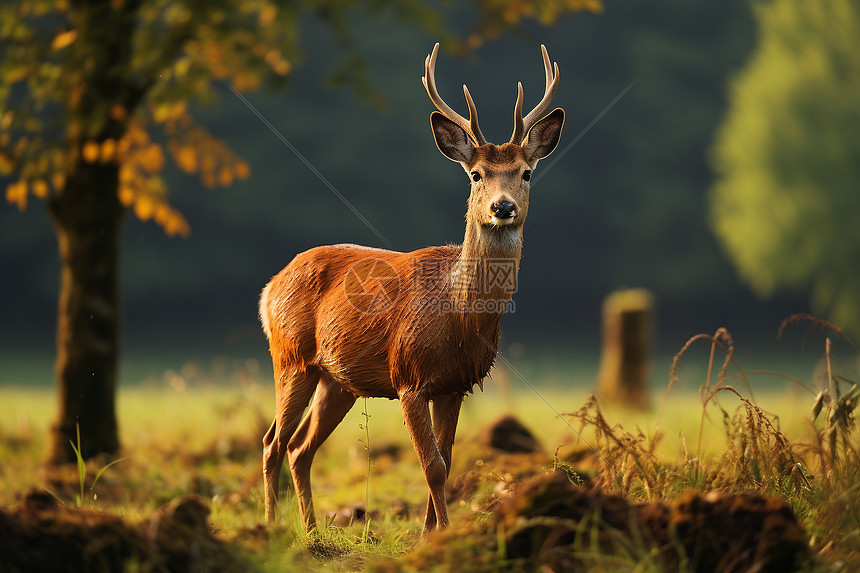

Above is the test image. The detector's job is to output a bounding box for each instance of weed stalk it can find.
[359,397,372,542]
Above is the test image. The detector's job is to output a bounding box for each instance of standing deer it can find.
[260,43,564,534]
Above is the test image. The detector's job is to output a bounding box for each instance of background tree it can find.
[0,0,599,464]
[710,0,860,335]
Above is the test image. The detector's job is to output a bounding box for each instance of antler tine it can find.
[540,43,553,92]
[511,82,524,144]
[423,43,487,146]
[510,44,560,144]
[462,85,487,146]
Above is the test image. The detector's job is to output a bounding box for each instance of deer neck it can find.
[449,219,523,329]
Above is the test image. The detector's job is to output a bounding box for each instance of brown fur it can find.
[260,47,565,535]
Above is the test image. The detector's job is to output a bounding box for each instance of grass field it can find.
[1,326,858,571]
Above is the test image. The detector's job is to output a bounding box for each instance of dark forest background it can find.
[0,2,812,385]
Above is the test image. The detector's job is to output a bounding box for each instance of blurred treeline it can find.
[0,1,811,375]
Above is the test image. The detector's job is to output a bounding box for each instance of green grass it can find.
[1,327,858,571]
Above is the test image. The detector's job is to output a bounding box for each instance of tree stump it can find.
[598,288,654,408]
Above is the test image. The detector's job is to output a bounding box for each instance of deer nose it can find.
[491,200,516,220]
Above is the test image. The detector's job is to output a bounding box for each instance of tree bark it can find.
[47,162,124,464]
[598,288,654,409]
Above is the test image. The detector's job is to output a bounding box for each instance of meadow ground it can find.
[0,326,858,571]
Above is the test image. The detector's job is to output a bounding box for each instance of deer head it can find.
[422,44,565,239]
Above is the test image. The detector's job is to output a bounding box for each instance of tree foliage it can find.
[1,0,600,233]
[710,0,860,333]
[1,0,307,235]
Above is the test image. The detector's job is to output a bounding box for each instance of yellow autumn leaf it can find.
[174,57,192,78]
[153,202,170,224]
[163,210,190,238]
[127,122,150,145]
[218,167,233,187]
[101,138,117,163]
[140,144,165,173]
[4,67,30,85]
[174,146,198,174]
[82,141,100,163]
[145,175,166,197]
[259,4,277,28]
[118,185,135,206]
[6,180,27,210]
[52,30,77,51]
[133,195,155,220]
[264,49,281,66]
[274,60,291,76]
[235,160,250,180]
[231,72,260,92]
[32,180,49,198]
[119,164,136,184]
[152,104,169,123]
[152,101,186,124]
[117,137,131,157]
[52,173,66,192]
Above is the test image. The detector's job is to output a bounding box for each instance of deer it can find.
[259,43,564,535]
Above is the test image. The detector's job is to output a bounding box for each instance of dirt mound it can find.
[400,471,810,572]
[0,489,246,573]
[500,472,810,572]
[479,415,543,453]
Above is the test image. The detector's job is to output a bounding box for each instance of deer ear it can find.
[522,108,564,164]
[430,112,475,163]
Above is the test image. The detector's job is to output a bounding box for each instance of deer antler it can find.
[422,43,488,146]
[510,45,560,145]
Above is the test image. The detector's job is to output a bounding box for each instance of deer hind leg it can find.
[263,366,318,524]
[422,393,464,532]
[400,390,449,535]
[287,375,356,531]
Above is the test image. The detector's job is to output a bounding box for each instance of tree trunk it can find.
[598,288,654,409]
[47,162,124,464]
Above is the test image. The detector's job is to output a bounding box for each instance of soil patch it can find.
[400,471,811,572]
[479,415,543,454]
[0,489,246,573]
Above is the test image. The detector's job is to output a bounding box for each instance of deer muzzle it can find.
[491,200,517,225]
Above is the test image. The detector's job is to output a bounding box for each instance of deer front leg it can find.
[422,393,463,531]
[400,390,449,535]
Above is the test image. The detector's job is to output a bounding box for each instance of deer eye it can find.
[522,170,532,182]
[470,171,482,182]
